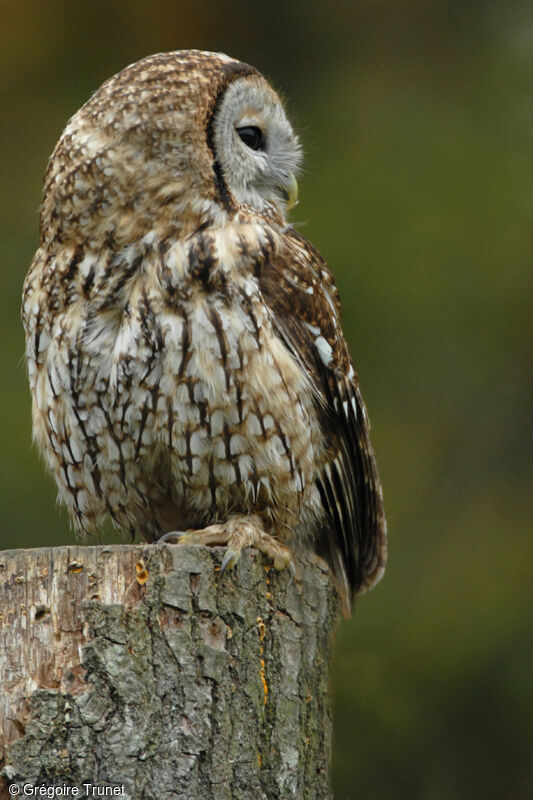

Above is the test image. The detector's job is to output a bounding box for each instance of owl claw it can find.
[158,531,187,544]
[158,516,293,577]
[220,549,239,574]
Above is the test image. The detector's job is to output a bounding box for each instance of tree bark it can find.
[0,543,338,800]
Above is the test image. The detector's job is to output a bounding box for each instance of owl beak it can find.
[282,173,299,211]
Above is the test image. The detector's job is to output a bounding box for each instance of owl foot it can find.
[158,515,293,574]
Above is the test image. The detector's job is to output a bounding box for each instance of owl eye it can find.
[236,126,265,152]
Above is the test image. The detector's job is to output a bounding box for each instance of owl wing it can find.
[259,228,387,614]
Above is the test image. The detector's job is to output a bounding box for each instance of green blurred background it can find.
[2,2,532,797]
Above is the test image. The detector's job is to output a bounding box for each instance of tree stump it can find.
[0,544,338,799]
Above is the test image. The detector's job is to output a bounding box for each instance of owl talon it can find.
[158,531,187,544]
[159,516,292,578]
[220,549,239,574]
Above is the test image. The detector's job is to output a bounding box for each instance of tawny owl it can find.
[22,51,386,614]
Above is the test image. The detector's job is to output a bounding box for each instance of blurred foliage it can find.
[1,2,532,798]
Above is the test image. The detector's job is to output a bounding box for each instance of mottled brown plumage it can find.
[22,50,386,613]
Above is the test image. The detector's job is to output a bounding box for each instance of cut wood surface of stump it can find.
[0,544,338,800]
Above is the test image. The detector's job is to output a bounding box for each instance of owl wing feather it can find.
[259,227,386,614]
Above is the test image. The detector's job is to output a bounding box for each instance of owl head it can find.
[41,51,302,245]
